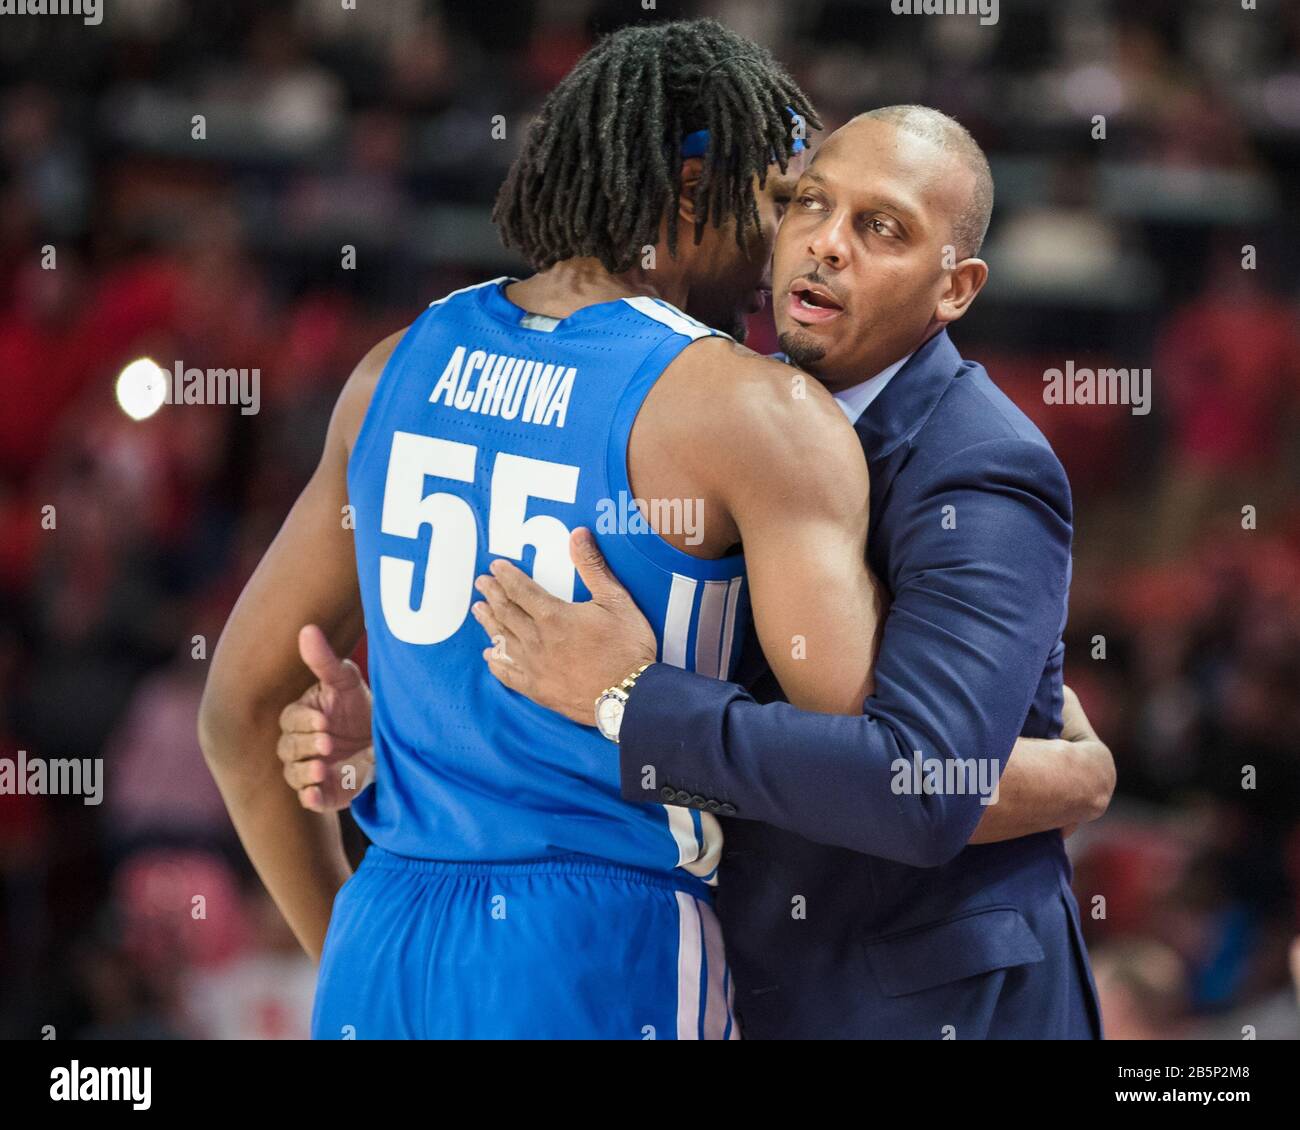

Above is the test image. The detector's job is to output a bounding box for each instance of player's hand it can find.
[1060,684,1098,744]
[1058,684,1113,835]
[277,624,375,812]
[473,528,658,726]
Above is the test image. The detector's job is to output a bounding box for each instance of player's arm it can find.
[697,350,882,715]
[197,331,400,960]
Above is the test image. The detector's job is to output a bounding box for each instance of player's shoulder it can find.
[672,337,855,451]
[334,327,409,453]
[660,338,865,506]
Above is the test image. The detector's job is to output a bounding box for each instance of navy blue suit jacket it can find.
[620,329,1103,1039]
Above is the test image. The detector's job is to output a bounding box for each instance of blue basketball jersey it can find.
[347,278,750,881]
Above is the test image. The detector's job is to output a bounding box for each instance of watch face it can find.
[595,693,624,741]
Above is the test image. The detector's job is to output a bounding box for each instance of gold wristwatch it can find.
[594,663,652,743]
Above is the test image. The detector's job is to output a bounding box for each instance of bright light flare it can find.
[116,358,167,421]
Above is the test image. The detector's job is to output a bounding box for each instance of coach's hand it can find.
[473,528,657,726]
[278,625,375,812]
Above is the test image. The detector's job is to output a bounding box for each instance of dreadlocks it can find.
[493,18,821,274]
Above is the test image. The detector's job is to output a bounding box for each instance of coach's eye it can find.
[797,194,823,212]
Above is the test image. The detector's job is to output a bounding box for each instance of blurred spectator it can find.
[102,632,232,859]
[181,888,317,1040]
[1092,939,1190,1040]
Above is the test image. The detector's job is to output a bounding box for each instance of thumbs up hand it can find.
[277,625,375,812]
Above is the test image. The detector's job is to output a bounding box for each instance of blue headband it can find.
[680,105,807,159]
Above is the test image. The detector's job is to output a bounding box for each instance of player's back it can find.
[347,278,751,882]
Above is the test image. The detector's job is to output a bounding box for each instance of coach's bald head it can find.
[853,105,994,259]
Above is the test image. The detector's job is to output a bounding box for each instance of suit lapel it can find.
[853,329,964,531]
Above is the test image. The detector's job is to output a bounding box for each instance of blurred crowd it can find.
[1,0,1298,1039]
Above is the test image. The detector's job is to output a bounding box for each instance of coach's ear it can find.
[934,256,988,326]
[677,156,706,226]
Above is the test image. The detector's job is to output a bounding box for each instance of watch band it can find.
[613,662,652,697]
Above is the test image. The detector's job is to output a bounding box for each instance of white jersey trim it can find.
[621,295,728,341]
[427,276,510,308]
[675,891,703,1039]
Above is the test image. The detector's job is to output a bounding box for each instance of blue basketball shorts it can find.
[311,846,739,1040]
